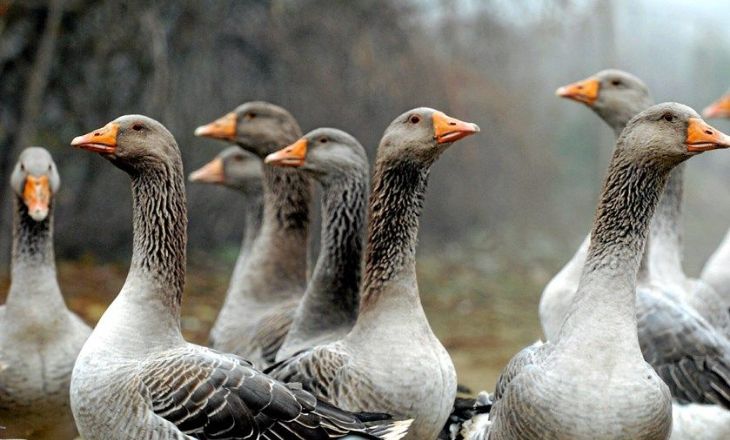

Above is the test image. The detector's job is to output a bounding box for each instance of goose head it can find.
[264,127,367,184]
[703,93,730,119]
[71,115,179,174]
[189,146,263,195]
[194,101,301,158]
[10,147,60,222]
[377,107,479,165]
[619,102,730,164]
[557,69,652,131]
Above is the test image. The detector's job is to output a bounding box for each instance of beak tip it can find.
[555,87,567,97]
[193,126,206,137]
[472,123,481,133]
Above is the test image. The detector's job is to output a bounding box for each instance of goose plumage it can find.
[265,128,369,361]
[68,114,411,440]
[488,103,730,439]
[195,102,311,367]
[267,108,479,440]
[0,147,91,440]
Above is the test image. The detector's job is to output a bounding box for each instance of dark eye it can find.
[244,112,256,120]
[409,115,421,124]
[132,123,144,131]
[232,155,244,162]
[20,163,25,171]
[319,137,328,144]
[48,164,52,171]
[611,79,622,87]
[662,113,675,122]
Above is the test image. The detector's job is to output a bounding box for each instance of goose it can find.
[541,69,653,339]
[68,114,411,440]
[188,146,264,337]
[266,108,480,440]
[265,128,368,360]
[701,92,730,306]
[0,147,91,440]
[195,102,310,367]
[487,103,730,440]
[547,71,730,411]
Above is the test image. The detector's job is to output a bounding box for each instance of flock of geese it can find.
[3,69,730,440]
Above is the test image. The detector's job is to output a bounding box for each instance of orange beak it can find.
[556,77,600,105]
[264,138,308,167]
[71,122,119,153]
[686,117,730,152]
[194,112,237,140]
[432,111,480,144]
[23,175,51,221]
[702,95,730,119]
[189,157,225,183]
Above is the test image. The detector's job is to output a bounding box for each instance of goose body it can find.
[69,115,410,440]
[266,128,369,360]
[489,103,730,439]
[268,108,479,439]
[0,147,91,440]
[195,102,311,367]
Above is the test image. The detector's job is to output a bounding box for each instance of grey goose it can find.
[0,147,91,440]
[544,70,730,413]
[267,108,479,440]
[265,128,369,360]
[195,102,311,367]
[701,92,730,309]
[189,146,264,340]
[488,103,730,439]
[68,115,411,440]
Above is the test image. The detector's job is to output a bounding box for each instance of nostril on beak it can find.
[706,130,713,135]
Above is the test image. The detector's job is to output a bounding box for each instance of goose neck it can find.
[357,159,430,321]
[295,173,367,329]
[645,164,684,283]
[559,149,672,347]
[6,196,63,311]
[127,161,187,320]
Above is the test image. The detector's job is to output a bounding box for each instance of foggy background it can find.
[2,0,730,388]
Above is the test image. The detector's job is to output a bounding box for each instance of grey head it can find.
[71,114,180,175]
[618,102,730,164]
[557,69,653,133]
[189,146,263,195]
[10,147,60,222]
[194,101,302,158]
[377,107,480,165]
[264,127,369,185]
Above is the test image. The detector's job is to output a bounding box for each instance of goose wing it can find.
[637,287,730,408]
[140,345,407,439]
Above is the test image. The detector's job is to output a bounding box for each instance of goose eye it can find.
[611,79,622,87]
[244,112,256,121]
[662,113,675,122]
[320,137,328,144]
[409,115,421,124]
[20,163,25,171]
[232,155,244,162]
[132,123,144,131]
[48,164,52,171]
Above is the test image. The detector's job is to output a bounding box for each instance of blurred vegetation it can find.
[3,0,730,390]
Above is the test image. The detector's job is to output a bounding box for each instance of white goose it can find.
[0,147,91,440]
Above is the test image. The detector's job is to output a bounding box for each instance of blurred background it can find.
[2,0,730,391]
